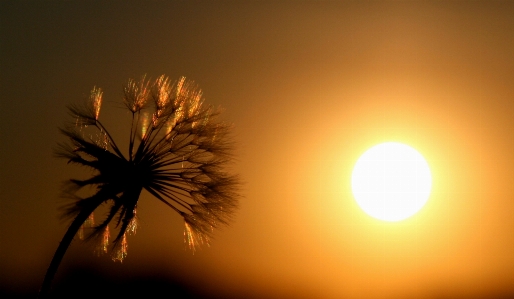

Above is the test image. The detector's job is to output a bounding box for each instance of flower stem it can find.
[38,202,101,298]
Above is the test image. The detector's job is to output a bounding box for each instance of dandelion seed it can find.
[176,76,185,98]
[78,213,94,240]
[112,234,128,262]
[154,75,171,111]
[90,87,103,120]
[101,130,108,150]
[98,225,110,254]
[141,111,149,138]
[184,221,209,252]
[126,209,138,235]
[124,76,150,112]
[78,226,84,240]
[165,121,173,140]
[85,213,94,226]
[175,103,184,125]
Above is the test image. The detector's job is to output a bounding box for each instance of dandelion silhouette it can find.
[38,75,240,298]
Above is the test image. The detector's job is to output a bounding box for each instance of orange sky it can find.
[1,1,514,298]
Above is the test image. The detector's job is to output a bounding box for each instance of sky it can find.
[1,1,514,298]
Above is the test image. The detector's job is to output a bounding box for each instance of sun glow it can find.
[351,142,432,222]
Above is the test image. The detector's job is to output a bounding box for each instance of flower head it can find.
[56,75,240,261]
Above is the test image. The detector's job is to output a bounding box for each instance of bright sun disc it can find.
[351,142,432,222]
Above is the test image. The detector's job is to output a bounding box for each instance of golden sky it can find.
[1,1,514,298]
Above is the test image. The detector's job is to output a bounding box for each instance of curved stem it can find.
[38,201,102,298]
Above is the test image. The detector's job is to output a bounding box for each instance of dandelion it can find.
[38,75,240,298]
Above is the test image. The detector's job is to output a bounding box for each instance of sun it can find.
[351,142,432,222]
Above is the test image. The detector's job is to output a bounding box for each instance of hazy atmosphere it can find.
[2,1,514,298]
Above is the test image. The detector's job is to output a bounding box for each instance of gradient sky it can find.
[1,1,514,298]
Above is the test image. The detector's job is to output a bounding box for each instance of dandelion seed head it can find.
[57,74,240,262]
